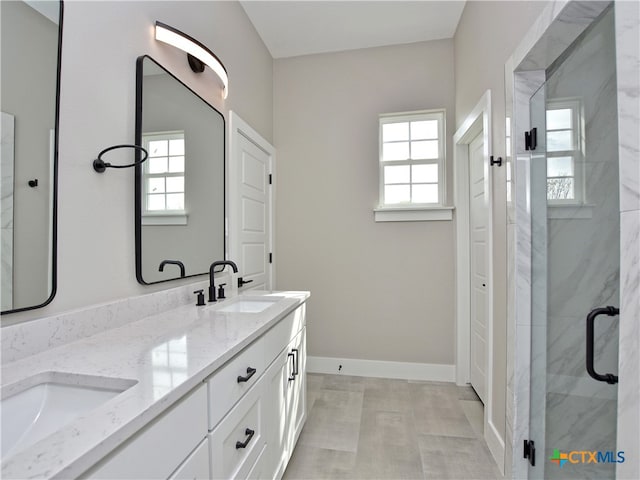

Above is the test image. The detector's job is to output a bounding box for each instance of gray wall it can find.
[274,40,456,366]
[1,1,58,309]
[6,0,273,323]
[453,0,547,453]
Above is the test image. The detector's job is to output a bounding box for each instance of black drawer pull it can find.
[235,428,255,449]
[237,367,257,383]
[292,348,299,376]
[288,353,295,382]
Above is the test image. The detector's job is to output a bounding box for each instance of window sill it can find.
[547,204,594,219]
[374,206,454,222]
[142,213,188,226]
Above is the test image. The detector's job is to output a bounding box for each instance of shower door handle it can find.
[586,306,619,384]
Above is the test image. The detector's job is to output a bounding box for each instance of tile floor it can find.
[283,374,504,480]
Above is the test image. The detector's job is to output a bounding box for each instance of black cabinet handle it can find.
[292,348,299,377]
[586,306,619,384]
[237,367,257,383]
[288,353,295,382]
[235,428,255,449]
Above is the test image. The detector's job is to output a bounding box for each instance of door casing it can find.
[228,111,276,290]
[453,90,503,470]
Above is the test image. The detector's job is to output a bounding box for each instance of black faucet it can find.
[208,260,238,302]
[159,260,185,278]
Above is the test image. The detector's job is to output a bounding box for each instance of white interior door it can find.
[469,132,488,403]
[229,113,274,291]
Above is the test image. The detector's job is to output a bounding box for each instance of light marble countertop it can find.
[1,290,309,479]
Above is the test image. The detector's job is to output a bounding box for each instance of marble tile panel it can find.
[514,1,609,72]
[1,112,14,230]
[617,210,640,480]
[513,72,544,155]
[615,1,640,213]
[544,393,617,480]
[511,323,532,480]
[1,228,13,311]
[546,314,618,380]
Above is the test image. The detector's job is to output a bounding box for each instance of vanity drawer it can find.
[246,444,267,480]
[208,378,265,480]
[85,385,207,479]
[207,336,265,429]
[263,304,306,366]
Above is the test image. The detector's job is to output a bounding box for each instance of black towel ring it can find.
[93,144,149,173]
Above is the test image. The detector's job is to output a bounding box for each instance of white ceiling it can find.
[239,1,466,59]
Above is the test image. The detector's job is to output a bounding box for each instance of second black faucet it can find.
[208,260,238,302]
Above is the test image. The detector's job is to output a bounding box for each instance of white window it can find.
[142,131,187,225]
[377,110,446,213]
[546,100,583,204]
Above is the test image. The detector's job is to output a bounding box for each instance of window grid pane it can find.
[380,112,443,206]
[383,142,410,161]
[142,132,186,213]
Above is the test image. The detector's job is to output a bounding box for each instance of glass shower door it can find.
[528,7,620,479]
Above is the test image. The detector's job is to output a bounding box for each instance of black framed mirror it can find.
[135,55,225,285]
[1,0,62,315]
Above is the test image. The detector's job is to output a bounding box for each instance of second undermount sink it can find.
[1,373,136,459]
[216,296,282,313]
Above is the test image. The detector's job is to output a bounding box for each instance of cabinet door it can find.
[168,438,210,480]
[284,328,306,459]
[85,386,207,479]
[291,327,307,446]
[262,349,289,479]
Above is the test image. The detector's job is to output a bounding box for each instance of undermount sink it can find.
[216,296,282,313]
[1,373,136,459]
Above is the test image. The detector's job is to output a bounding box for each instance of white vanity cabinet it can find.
[261,307,307,479]
[84,385,209,480]
[208,303,307,480]
[82,302,306,480]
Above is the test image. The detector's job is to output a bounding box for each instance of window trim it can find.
[375,109,450,222]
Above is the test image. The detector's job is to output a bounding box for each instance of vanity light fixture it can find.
[155,21,229,99]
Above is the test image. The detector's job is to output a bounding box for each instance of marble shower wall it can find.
[1,112,15,311]
[505,1,639,479]
[542,9,619,479]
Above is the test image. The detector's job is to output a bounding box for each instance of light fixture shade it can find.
[155,21,229,99]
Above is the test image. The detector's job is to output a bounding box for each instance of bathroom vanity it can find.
[0,290,309,479]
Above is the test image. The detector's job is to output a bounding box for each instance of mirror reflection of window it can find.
[151,336,188,400]
[141,132,187,225]
[546,99,583,203]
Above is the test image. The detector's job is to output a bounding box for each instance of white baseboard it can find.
[307,356,455,382]
[485,419,506,475]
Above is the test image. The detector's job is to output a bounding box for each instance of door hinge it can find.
[524,440,536,466]
[524,128,537,151]
[269,253,273,264]
[269,174,272,185]
[490,155,503,167]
